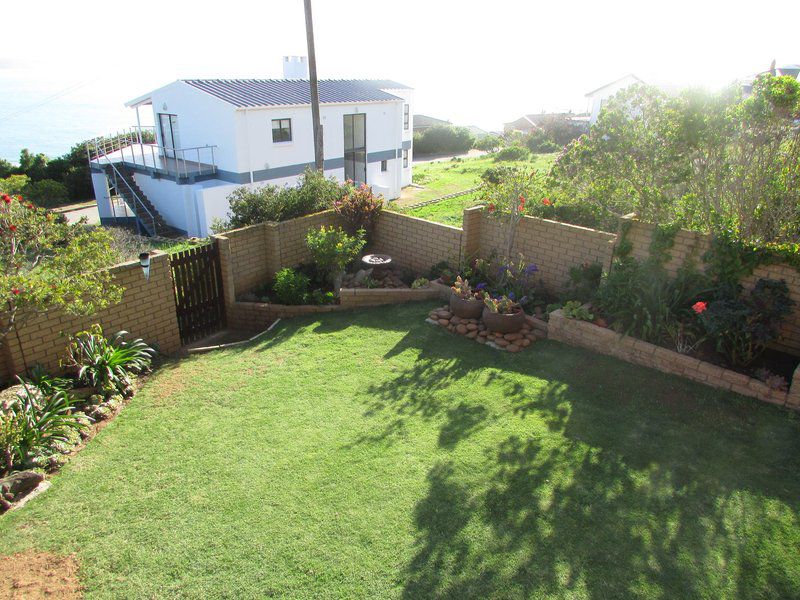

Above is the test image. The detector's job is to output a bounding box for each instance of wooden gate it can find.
[170,241,226,345]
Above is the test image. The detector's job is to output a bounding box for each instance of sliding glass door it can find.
[343,113,366,183]
[159,113,181,159]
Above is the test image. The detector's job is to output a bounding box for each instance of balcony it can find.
[87,127,218,179]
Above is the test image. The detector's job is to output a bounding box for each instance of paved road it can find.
[56,202,100,225]
[412,149,487,165]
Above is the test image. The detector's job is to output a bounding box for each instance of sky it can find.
[0,0,798,160]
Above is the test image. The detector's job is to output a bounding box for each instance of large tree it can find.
[0,193,121,340]
[550,75,800,244]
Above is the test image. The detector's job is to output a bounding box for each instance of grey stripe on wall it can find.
[99,146,406,186]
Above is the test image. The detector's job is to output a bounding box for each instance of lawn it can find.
[401,191,483,226]
[2,303,800,598]
[400,153,557,207]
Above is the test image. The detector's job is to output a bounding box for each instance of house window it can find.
[272,118,292,143]
[343,113,367,183]
[403,104,409,130]
[402,149,409,168]
[381,159,388,172]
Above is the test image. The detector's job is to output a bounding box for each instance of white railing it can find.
[86,128,218,178]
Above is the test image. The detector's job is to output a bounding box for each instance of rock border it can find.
[426,306,546,352]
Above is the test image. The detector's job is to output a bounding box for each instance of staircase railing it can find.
[105,162,159,237]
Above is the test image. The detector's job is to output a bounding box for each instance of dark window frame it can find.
[380,159,388,172]
[271,118,292,143]
[402,149,409,168]
[343,113,367,183]
[403,104,410,130]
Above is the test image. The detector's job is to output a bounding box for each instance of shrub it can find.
[227,169,347,228]
[474,135,502,152]
[306,226,366,282]
[494,145,530,162]
[333,182,383,238]
[593,260,711,344]
[1,383,86,476]
[0,175,30,196]
[21,179,69,208]
[524,129,560,153]
[272,268,311,305]
[565,263,603,303]
[411,277,429,289]
[562,300,594,321]
[66,325,154,393]
[413,126,474,156]
[698,279,794,367]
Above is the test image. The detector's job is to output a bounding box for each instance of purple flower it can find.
[497,265,509,276]
[524,264,539,275]
[476,282,488,290]
[508,292,516,300]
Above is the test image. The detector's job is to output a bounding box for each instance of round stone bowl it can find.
[482,307,526,333]
[362,254,392,277]
[449,293,484,319]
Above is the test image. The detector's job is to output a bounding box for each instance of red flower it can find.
[8,224,16,232]
[11,288,20,295]
[26,203,34,209]
[542,198,552,206]
[1,194,10,204]
[692,301,707,314]
[487,202,496,212]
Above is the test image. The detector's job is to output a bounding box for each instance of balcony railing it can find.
[86,127,218,178]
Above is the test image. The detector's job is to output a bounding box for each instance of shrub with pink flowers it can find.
[333,181,384,241]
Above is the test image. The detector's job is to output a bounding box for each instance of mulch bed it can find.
[426,306,544,352]
[0,551,82,599]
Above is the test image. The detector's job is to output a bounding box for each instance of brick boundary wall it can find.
[548,309,800,410]
[475,208,617,295]
[625,218,800,355]
[1,252,182,378]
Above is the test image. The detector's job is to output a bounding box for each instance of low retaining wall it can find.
[228,283,449,328]
[548,310,800,409]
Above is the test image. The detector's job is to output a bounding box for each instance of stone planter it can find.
[482,307,526,333]
[450,293,484,319]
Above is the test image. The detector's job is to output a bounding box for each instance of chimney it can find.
[283,56,309,79]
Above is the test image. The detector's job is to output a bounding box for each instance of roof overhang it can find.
[124,93,154,109]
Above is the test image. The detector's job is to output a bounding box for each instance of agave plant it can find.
[1,382,86,476]
[66,325,155,392]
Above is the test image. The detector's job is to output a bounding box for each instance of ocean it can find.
[0,72,155,164]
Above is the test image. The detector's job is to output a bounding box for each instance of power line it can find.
[0,79,96,124]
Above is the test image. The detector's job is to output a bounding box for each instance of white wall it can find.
[91,172,113,219]
[132,173,199,236]
[587,76,640,125]
[145,82,240,172]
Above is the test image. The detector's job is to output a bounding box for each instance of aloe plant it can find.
[66,325,154,392]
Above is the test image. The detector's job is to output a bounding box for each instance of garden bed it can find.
[426,305,547,351]
[549,309,800,409]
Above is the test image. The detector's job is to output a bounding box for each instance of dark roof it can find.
[182,79,409,108]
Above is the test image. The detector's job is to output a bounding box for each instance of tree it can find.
[413,126,474,156]
[0,193,121,340]
[17,149,49,182]
[550,76,800,244]
[474,135,502,152]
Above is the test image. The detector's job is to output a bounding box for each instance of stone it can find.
[429,312,439,320]
[478,330,489,337]
[451,316,462,325]
[533,330,547,340]
[467,330,478,339]
[352,268,373,286]
[521,338,532,347]
[466,323,478,331]
[476,336,486,344]
[437,310,452,320]
[438,319,449,327]
[456,324,468,335]
[504,333,522,341]
[507,344,521,352]
[468,319,478,324]
[0,471,44,511]
[495,338,509,347]
[448,324,456,332]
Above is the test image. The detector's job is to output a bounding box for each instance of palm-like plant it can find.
[66,325,155,391]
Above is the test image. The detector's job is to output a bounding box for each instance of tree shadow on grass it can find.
[344,311,800,598]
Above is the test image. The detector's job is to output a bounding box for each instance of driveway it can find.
[55,201,100,225]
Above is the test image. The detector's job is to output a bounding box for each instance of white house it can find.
[585,74,643,125]
[88,76,413,237]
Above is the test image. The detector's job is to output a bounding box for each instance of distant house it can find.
[585,74,643,125]
[413,114,451,133]
[464,125,490,139]
[740,62,800,95]
[87,74,413,237]
[503,112,589,135]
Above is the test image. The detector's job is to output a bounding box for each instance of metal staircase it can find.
[104,163,183,238]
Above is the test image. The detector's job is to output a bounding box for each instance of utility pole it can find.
[304,0,324,171]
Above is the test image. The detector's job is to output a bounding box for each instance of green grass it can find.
[2,303,800,598]
[151,239,202,255]
[402,153,556,206]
